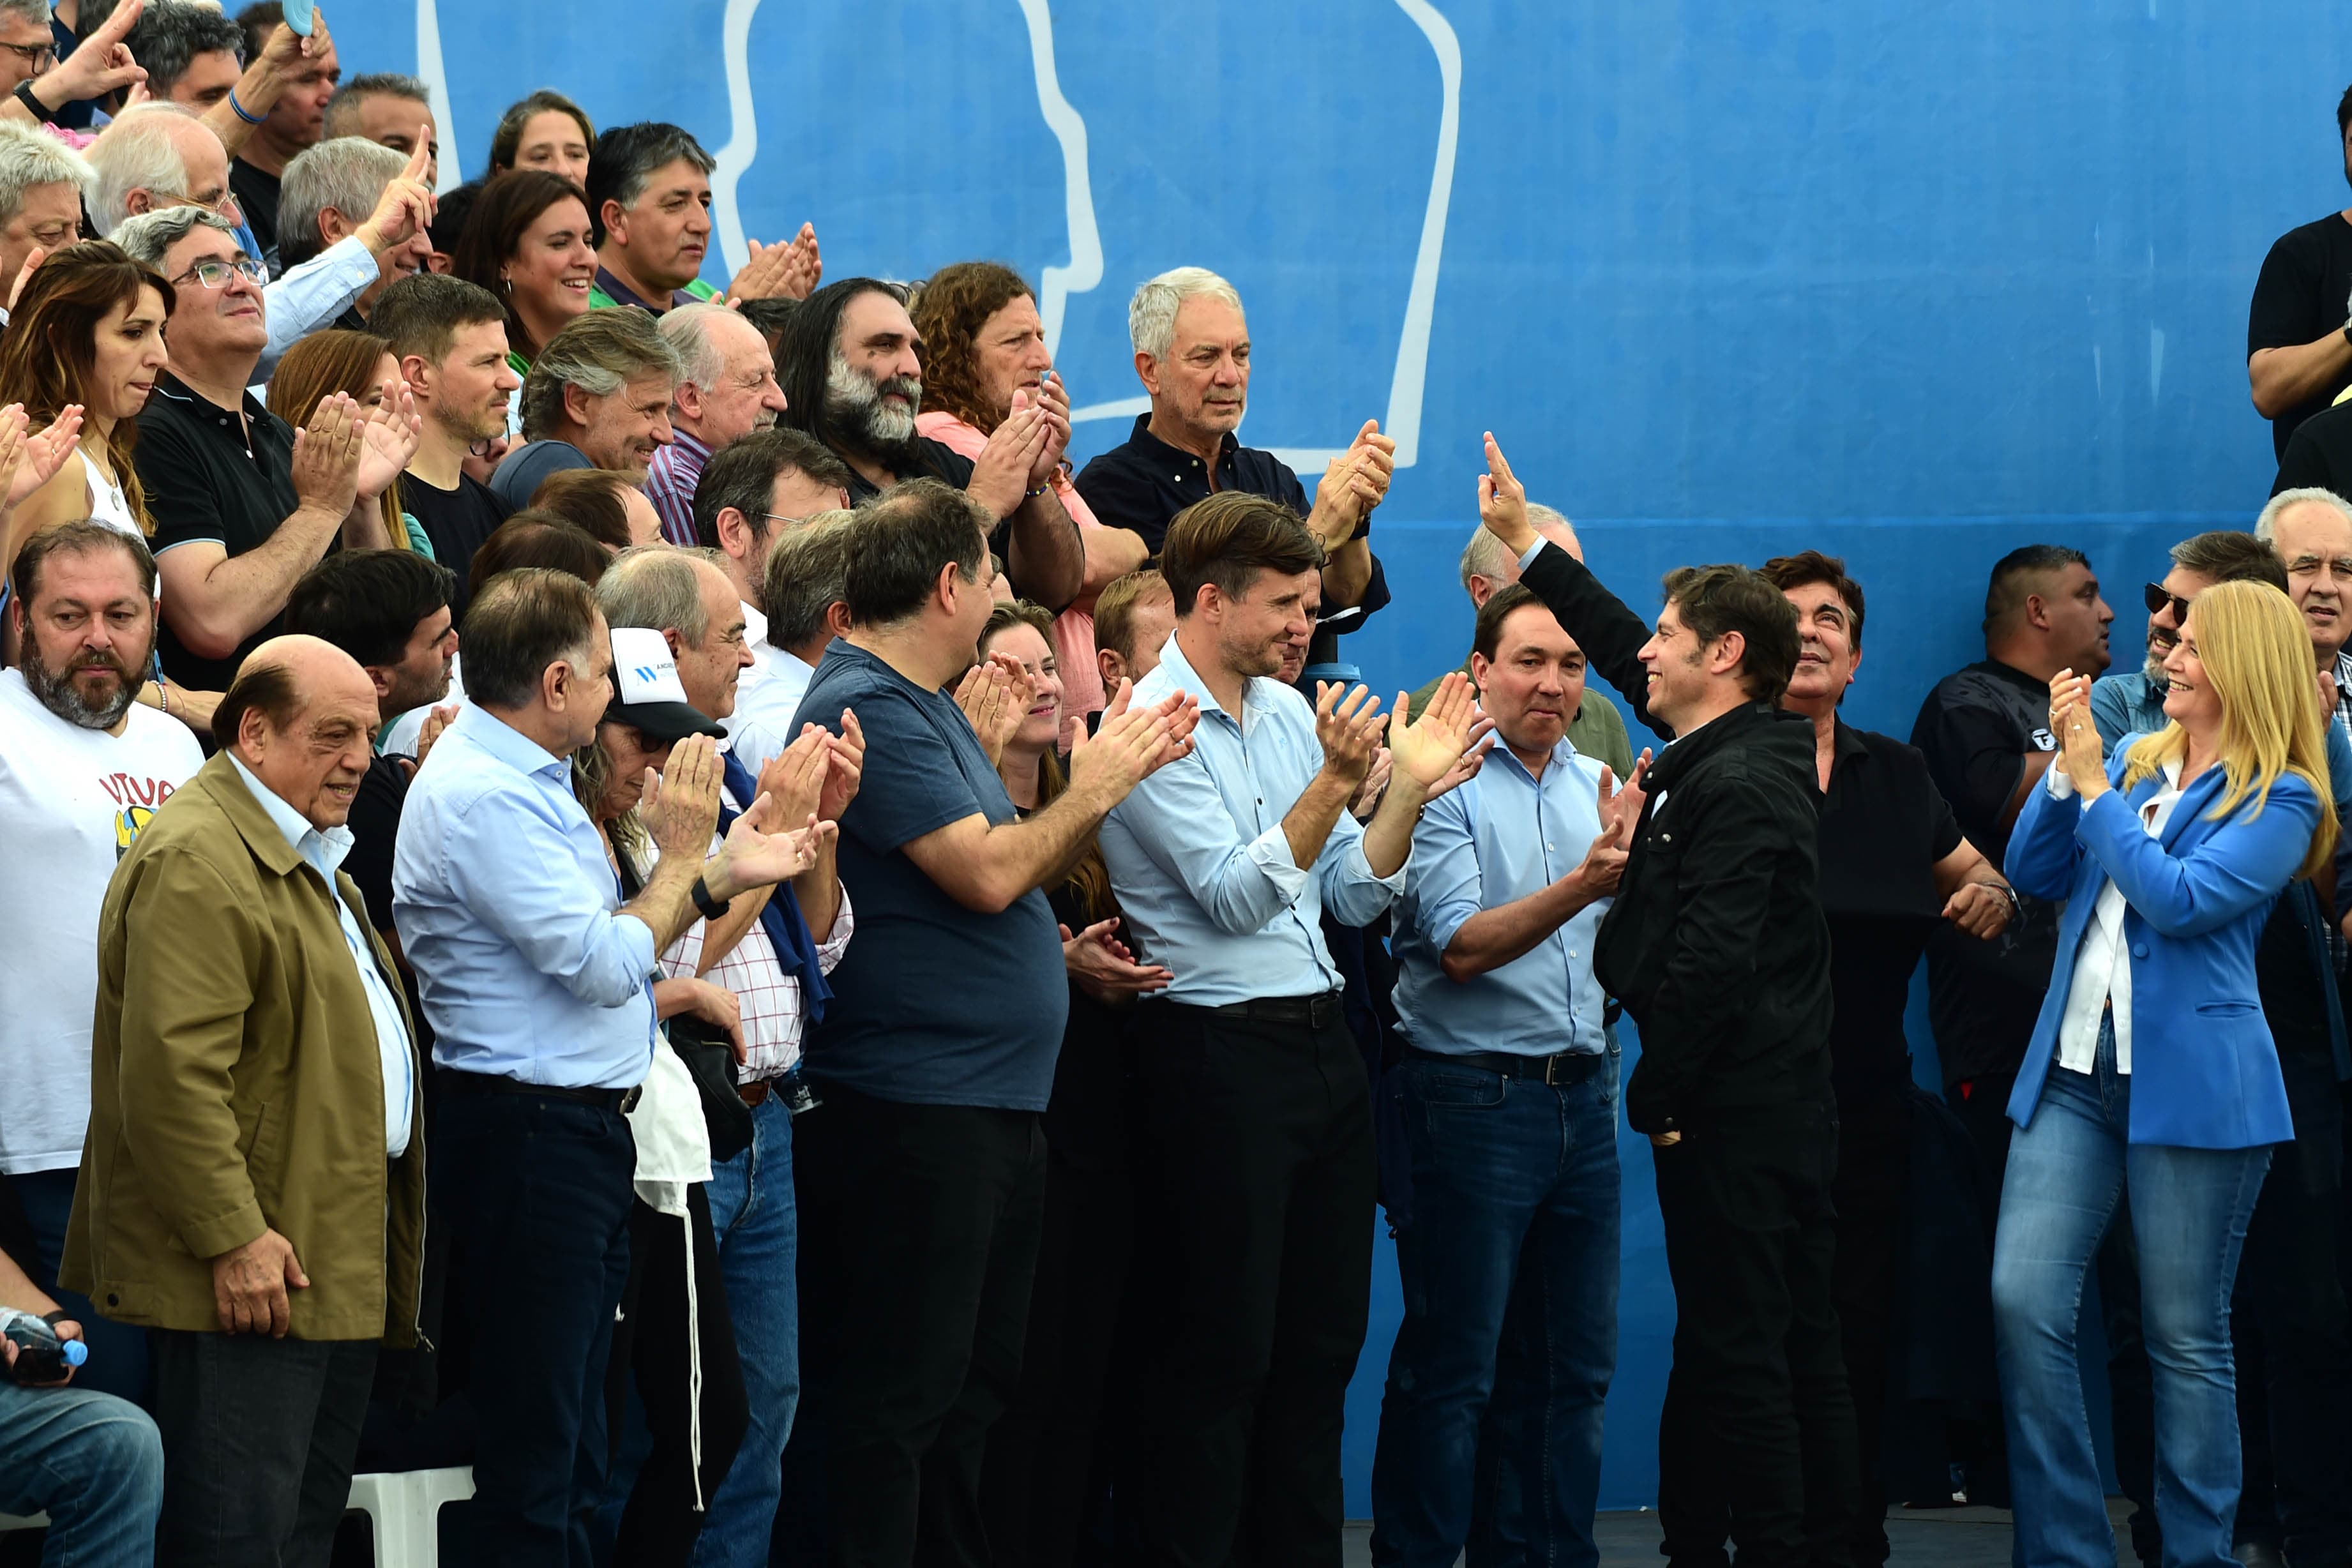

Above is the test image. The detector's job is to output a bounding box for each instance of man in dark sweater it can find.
[1477,435,1857,1568]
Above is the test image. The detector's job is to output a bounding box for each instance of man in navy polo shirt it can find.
[1074,265,1395,680]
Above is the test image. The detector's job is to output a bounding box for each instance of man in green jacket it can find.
[64,634,426,1567]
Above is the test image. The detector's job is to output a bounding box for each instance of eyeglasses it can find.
[0,40,56,70]
[170,255,267,290]
[2142,582,2193,624]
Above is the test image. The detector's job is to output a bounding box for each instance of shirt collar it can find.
[457,702,572,782]
[226,751,354,873]
[1123,411,1239,471]
[741,599,768,649]
[668,428,712,465]
[1831,716,1868,761]
[597,266,686,315]
[1153,632,1264,724]
[1493,734,1580,783]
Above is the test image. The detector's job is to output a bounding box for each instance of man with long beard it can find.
[775,276,1084,610]
[0,523,204,1403]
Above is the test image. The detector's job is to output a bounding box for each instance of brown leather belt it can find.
[738,1079,771,1108]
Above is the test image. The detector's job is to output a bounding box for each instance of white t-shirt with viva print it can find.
[0,667,203,1174]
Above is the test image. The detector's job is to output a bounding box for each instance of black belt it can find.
[1404,1044,1606,1087]
[439,1067,640,1114]
[1161,991,1346,1030]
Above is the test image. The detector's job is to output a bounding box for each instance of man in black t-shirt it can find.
[774,276,1085,610]
[371,274,521,612]
[2248,84,2352,460]
[1908,545,2112,1205]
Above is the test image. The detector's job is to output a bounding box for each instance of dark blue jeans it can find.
[1993,1022,2270,1568]
[435,1087,637,1568]
[13,1165,148,1405]
[693,1092,799,1568]
[1370,1049,1622,1568]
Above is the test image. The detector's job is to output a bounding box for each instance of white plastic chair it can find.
[344,1467,473,1567]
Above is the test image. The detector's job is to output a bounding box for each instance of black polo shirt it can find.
[1073,412,1389,663]
[1075,413,1319,555]
[1908,660,2064,1089]
[1817,721,1964,1106]
[230,159,284,275]
[2248,213,2352,460]
[137,372,304,690]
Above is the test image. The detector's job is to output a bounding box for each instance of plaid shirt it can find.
[656,787,854,1080]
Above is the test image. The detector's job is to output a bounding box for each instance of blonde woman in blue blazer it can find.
[1996,579,2337,1568]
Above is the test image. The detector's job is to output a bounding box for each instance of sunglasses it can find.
[2142,582,2192,624]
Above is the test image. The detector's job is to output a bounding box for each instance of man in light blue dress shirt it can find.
[1371,583,1638,1568]
[393,568,815,1568]
[1099,492,1474,1568]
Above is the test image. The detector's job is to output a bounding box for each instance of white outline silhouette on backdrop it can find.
[412,1,1456,468]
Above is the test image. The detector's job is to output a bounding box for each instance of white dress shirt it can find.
[2051,758,2185,1076]
[227,755,414,1154]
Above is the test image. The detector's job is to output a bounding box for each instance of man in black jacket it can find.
[1477,435,1857,1568]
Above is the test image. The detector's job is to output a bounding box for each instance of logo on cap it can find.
[610,627,691,708]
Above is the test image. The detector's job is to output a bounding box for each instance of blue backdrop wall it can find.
[331,0,2352,1511]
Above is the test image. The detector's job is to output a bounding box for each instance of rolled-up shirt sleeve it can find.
[1401,789,1481,955]
[1117,750,1311,936]
[1313,805,1406,929]
[441,787,656,1008]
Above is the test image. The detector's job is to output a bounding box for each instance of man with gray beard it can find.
[776,276,1085,610]
[0,523,204,1403]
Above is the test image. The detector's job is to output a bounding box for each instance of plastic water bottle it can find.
[1,1307,87,1382]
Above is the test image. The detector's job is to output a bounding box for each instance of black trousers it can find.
[2235,1045,2352,1567]
[794,1085,1047,1568]
[1830,1097,1908,1568]
[149,1331,377,1568]
[1128,1002,1375,1568]
[610,1187,751,1566]
[977,1149,1137,1568]
[1653,1099,1860,1568]
[435,1085,637,1568]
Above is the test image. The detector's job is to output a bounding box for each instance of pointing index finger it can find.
[402,132,432,184]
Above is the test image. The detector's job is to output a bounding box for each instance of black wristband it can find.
[13,79,52,126]
[39,1309,68,1329]
[690,875,728,921]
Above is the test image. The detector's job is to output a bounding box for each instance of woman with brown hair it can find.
[0,240,171,555]
[914,262,1149,741]
[451,170,596,383]
[267,328,430,556]
[486,89,596,189]
[969,599,1172,1564]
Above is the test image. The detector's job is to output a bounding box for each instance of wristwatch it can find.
[689,875,728,921]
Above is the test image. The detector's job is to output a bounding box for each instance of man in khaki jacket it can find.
[64,635,426,1567]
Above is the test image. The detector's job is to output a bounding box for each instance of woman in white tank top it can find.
[0,243,192,724]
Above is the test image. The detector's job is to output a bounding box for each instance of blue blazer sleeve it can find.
[2003,767,2086,900]
[2079,773,2321,940]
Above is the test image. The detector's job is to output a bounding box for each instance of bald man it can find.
[64,635,426,1567]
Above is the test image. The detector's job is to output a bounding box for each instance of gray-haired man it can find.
[278,135,432,326]
[488,306,682,509]
[0,118,87,313]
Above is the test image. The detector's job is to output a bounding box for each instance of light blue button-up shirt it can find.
[1391,737,1610,1058]
[1099,635,1406,1007]
[393,705,658,1089]
[226,754,414,1154]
